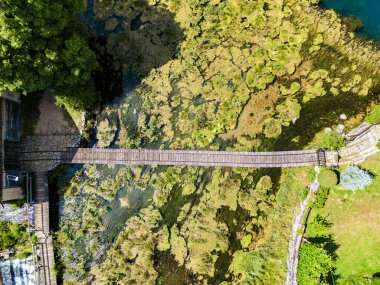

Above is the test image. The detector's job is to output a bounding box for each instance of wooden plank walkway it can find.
[33,172,57,285]
[61,148,326,168]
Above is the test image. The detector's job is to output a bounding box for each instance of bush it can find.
[297,243,334,285]
[318,169,338,188]
[340,166,373,191]
[313,187,330,208]
[320,131,346,150]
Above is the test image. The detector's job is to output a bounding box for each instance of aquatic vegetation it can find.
[55,0,380,283]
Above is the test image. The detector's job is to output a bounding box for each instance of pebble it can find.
[337,124,345,132]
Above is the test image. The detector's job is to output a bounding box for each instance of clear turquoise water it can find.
[320,0,380,39]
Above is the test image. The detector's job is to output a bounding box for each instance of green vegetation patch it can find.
[54,0,380,283]
[365,104,380,124]
[306,153,380,284]
[318,168,338,188]
[0,221,33,259]
[0,0,98,110]
[298,242,334,285]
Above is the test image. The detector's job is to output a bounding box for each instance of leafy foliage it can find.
[263,118,283,138]
[0,221,33,259]
[229,251,265,283]
[0,221,28,250]
[340,166,373,191]
[313,187,330,209]
[297,243,334,285]
[276,98,302,126]
[319,131,347,150]
[90,206,162,284]
[366,105,380,124]
[0,0,97,110]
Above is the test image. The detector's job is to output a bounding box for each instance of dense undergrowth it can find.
[0,221,35,260]
[54,0,380,284]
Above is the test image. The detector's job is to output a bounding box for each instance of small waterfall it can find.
[0,256,37,285]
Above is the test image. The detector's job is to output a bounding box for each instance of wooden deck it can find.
[33,172,57,285]
[61,148,327,168]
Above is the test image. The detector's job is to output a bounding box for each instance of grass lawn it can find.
[316,152,380,283]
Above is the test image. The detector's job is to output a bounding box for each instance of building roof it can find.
[0,92,21,201]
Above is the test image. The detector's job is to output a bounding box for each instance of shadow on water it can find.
[82,0,184,104]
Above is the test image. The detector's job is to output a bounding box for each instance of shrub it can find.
[313,187,330,208]
[297,243,334,285]
[320,131,346,150]
[240,235,252,248]
[318,169,338,188]
[340,166,373,190]
[229,251,265,283]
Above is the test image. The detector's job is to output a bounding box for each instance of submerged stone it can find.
[105,17,119,31]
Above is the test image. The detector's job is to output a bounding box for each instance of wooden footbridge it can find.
[60,123,380,168]
[61,148,327,168]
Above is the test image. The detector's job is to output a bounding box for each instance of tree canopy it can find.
[0,0,97,109]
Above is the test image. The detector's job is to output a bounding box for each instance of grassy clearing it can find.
[309,153,380,283]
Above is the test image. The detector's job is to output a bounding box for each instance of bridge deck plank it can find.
[62,148,322,168]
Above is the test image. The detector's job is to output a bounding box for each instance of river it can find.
[320,0,380,39]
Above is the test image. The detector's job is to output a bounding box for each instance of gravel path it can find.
[286,166,320,285]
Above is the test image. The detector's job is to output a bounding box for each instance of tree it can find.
[340,166,373,191]
[318,169,338,188]
[313,187,330,208]
[0,0,98,109]
[297,243,334,285]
